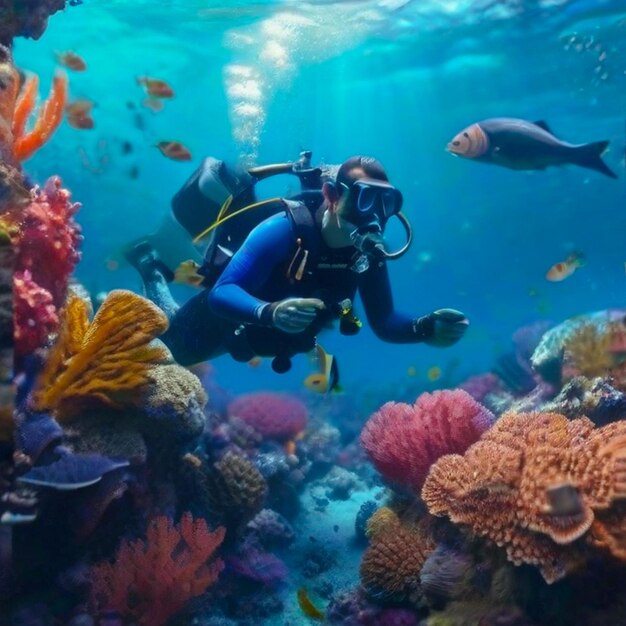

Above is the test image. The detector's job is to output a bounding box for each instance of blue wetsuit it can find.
[144,207,434,366]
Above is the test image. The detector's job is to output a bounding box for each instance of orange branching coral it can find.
[12,71,68,163]
[89,513,226,626]
[360,514,436,601]
[32,289,170,420]
[422,411,626,583]
[0,45,67,165]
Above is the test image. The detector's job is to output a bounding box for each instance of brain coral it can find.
[422,411,626,583]
[360,390,495,494]
[227,392,308,440]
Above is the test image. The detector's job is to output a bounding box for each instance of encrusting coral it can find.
[360,390,495,494]
[32,290,170,420]
[422,411,626,583]
[89,512,226,626]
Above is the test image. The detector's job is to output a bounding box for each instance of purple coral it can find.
[226,548,288,586]
[246,508,295,549]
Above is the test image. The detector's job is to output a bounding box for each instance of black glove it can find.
[422,308,469,347]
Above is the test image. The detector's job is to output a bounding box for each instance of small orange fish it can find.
[156,141,192,161]
[407,365,417,377]
[142,97,164,112]
[105,258,119,271]
[546,252,585,282]
[137,76,174,98]
[297,588,324,621]
[67,113,94,130]
[66,99,93,117]
[55,51,87,72]
[247,356,262,368]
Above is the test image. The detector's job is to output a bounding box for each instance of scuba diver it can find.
[125,153,469,375]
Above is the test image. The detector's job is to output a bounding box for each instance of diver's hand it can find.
[424,308,469,347]
[270,298,326,334]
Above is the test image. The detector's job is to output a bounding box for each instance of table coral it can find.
[32,290,170,419]
[227,391,308,441]
[89,512,225,626]
[360,390,495,494]
[422,411,626,583]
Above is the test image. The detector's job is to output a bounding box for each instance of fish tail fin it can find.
[573,140,618,179]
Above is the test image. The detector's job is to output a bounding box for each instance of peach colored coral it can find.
[422,411,626,583]
[89,513,225,626]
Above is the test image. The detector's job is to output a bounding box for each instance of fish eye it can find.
[463,132,469,138]
[452,141,460,146]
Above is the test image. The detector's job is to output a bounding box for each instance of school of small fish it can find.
[50,51,192,162]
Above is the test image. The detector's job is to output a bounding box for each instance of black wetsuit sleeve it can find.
[207,213,293,325]
[358,258,434,343]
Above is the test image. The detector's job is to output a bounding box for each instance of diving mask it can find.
[339,178,412,261]
[340,178,403,224]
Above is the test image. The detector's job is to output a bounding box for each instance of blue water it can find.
[12,0,626,395]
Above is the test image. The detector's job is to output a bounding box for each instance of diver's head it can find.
[321,156,410,260]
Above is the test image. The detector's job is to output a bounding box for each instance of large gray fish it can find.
[447,117,617,179]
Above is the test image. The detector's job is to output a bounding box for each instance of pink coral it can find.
[360,389,494,494]
[14,269,58,355]
[227,392,308,440]
[12,176,82,357]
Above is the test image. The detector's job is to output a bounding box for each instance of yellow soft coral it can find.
[32,290,170,421]
[422,411,626,583]
[563,323,614,379]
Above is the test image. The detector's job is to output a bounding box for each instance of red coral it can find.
[12,176,82,357]
[89,513,225,626]
[227,391,308,440]
[14,269,58,355]
[360,389,495,494]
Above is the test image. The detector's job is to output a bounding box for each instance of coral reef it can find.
[32,290,170,419]
[543,376,626,425]
[422,411,626,583]
[89,513,225,626]
[360,510,436,602]
[360,390,494,494]
[8,177,82,359]
[246,508,295,549]
[0,0,71,45]
[530,309,626,384]
[227,391,308,441]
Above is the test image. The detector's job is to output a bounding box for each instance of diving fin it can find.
[572,140,618,179]
[533,120,553,133]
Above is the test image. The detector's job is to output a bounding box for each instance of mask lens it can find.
[382,188,402,218]
[356,185,378,214]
